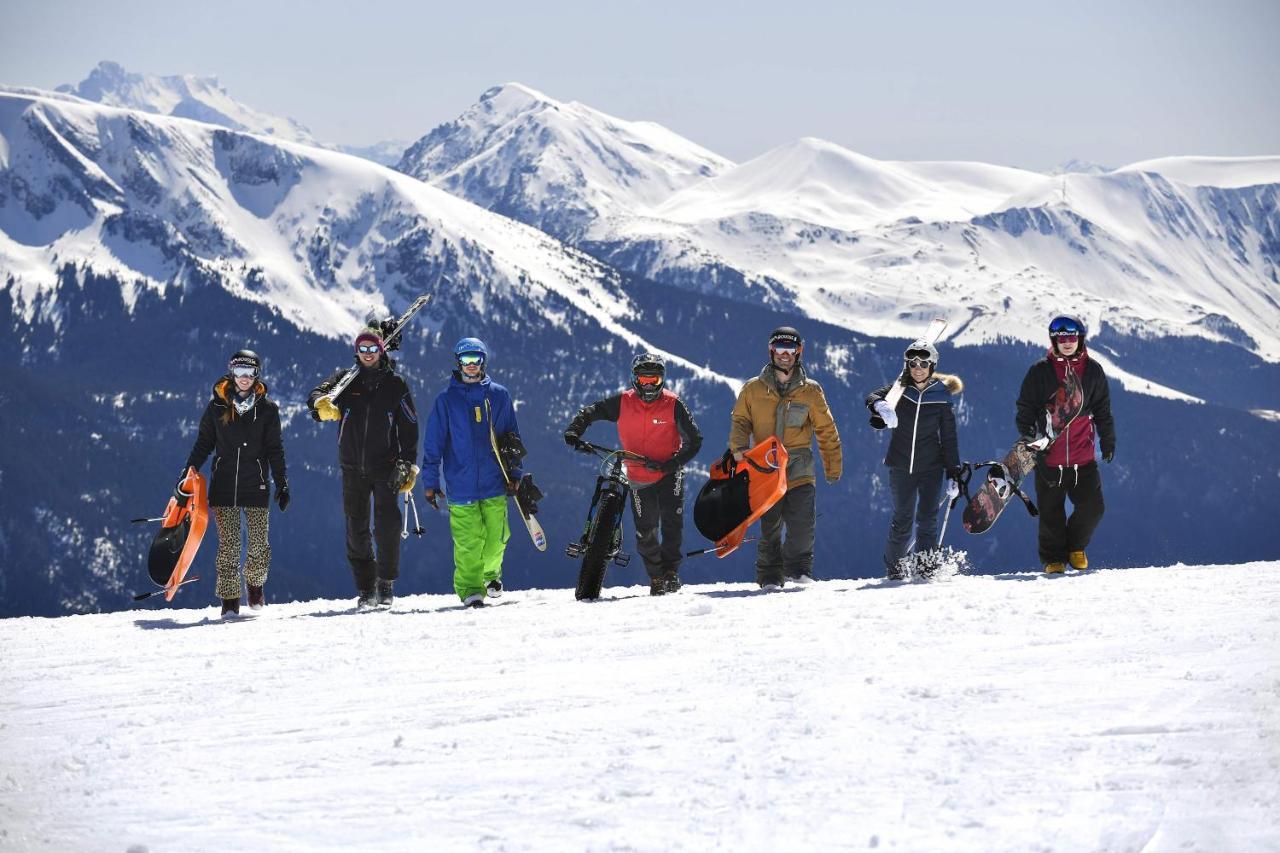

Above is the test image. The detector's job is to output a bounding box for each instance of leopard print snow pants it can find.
[211,506,271,600]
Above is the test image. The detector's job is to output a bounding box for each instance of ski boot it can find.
[486,579,503,598]
[357,588,377,609]
[463,593,486,609]
[662,571,682,594]
[248,585,265,610]
[649,577,667,596]
[221,598,240,618]
[376,579,394,608]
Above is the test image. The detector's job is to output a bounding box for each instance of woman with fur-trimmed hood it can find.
[182,350,289,617]
[865,340,963,579]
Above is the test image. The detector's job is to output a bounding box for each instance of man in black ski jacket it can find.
[1015,315,1116,574]
[309,327,419,607]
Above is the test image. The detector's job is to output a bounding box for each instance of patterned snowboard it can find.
[962,366,1084,534]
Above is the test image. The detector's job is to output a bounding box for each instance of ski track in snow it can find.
[1,562,1278,851]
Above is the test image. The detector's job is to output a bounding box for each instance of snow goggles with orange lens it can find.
[634,374,663,387]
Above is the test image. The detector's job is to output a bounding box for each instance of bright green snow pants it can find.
[448,495,510,600]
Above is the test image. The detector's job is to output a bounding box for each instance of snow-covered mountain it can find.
[408,87,1280,371]
[2,86,1277,619]
[337,138,412,167]
[4,562,1278,849]
[56,60,323,148]
[54,61,409,167]
[396,83,733,242]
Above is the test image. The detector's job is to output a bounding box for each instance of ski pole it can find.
[402,492,425,539]
[133,576,201,601]
[685,537,761,558]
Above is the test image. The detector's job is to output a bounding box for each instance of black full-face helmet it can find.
[631,353,666,402]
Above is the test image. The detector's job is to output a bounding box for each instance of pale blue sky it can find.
[3,0,1277,170]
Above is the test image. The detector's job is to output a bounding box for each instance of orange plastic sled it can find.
[692,437,789,558]
[145,467,209,601]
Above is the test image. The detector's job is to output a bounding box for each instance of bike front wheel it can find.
[576,492,624,601]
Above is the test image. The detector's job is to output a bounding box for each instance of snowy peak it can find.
[1114,155,1280,189]
[396,82,733,241]
[652,136,1046,231]
[56,60,322,148]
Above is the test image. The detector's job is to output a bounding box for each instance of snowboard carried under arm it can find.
[135,466,209,601]
[691,437,789,558]
[962,365,1084,535]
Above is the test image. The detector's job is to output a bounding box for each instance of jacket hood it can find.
[759,362,809,394]
[933,372,964,394]
[214,377,269,401]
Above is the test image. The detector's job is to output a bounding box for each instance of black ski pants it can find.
[756,482,816,585]
[1033,462,1105,564]
[630,471,685,579]
[884,467,945,575]
[341,468,402,591]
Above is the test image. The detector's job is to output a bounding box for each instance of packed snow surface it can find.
[2,562,1277,851]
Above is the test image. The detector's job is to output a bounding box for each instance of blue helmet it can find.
[453,337,488,367]
[1048,315,1087,339]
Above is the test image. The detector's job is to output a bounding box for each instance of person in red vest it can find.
[563,354,703,595]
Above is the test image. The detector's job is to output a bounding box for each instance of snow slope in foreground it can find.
[1,562,1277,851]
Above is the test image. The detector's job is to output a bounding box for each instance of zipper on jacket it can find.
[908,389,922,474]
[233,447,241,508]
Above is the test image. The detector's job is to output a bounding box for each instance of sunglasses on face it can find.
[230,366,258,378]
[1052,334,1080,343]
[906,357,933,369]
[771,344,798,354]
[357,344,382,354]
[458,354,484,366]
[634,374,663,386]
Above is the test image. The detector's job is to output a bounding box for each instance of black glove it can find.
[946,466,964,481]
[505,479,519,496]
[423,487,444,510]
[173,469,192,505]
[1102,448,1115,463]
[645,459,679,475]
[275,485,291,512]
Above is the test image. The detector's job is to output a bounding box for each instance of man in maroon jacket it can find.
[564,354,703,594]
[1016,315,1117,573]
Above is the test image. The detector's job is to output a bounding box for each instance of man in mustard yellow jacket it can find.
[729,326,842,588]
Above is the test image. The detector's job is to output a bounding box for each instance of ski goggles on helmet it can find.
[229,365,258,378]
[357,343,382,354]
[1049,316,1084,337]
[905,348,934,362]
[634,373,663,387]
[457,353,485,366]
[905,356,934,368]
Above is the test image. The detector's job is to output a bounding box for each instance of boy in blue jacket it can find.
[421,338,522,607]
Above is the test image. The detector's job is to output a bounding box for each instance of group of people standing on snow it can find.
[177,313,1115,616]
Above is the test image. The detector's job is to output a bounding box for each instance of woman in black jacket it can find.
[865,340,963,579]
[182,350,289,616]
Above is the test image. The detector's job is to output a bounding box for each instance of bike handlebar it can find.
[578,442,656,467]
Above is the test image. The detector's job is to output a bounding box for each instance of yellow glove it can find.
[400,464,419,494]
[314,396,341,422]
[391,461,418,493]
